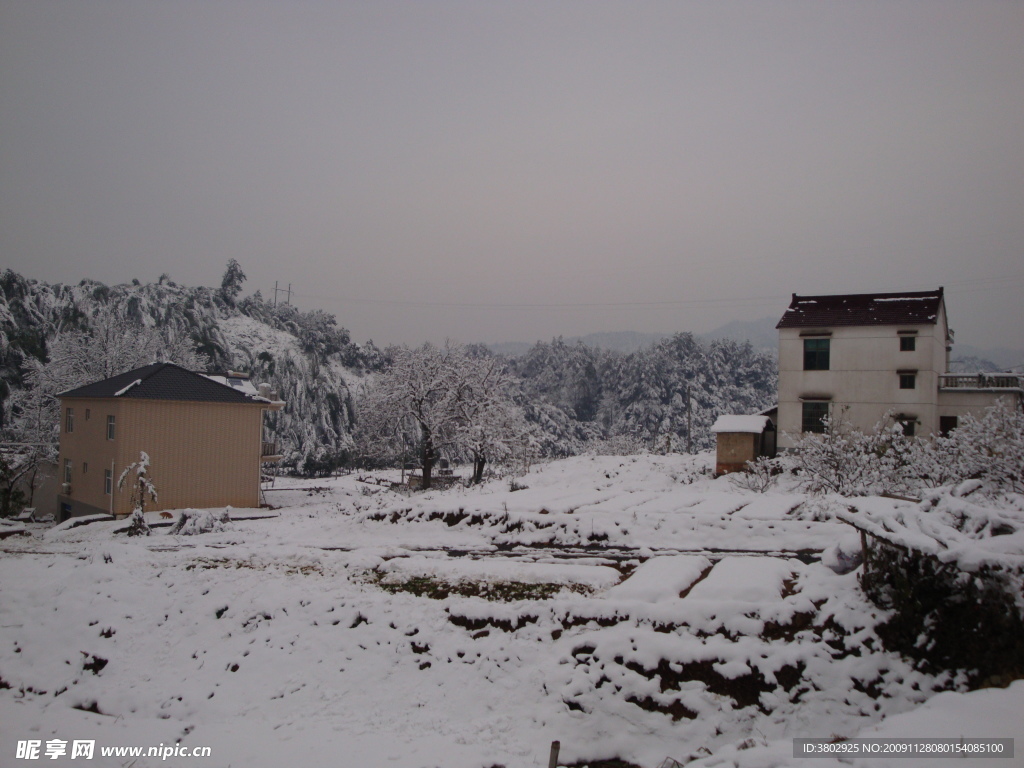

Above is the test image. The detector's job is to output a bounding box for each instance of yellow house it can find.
[56,363,283,521]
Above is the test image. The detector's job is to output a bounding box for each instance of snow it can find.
[377,554,621,590]
[603,555,711,601]
[838,494,1024,573]
[204,374,261,397]
[2,454,1020,768]
[712,415,772,433]
[873,297,932,302]
[112,379,141,397]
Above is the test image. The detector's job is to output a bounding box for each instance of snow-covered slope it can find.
[2,455,1019,768]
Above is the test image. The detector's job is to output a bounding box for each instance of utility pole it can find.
[686,383,692,455]
[272,282,292,307]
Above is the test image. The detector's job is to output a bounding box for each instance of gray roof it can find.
[776,288,944,329]
[59,363,261,404]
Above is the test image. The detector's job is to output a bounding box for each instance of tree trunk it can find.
[420,434,436,490]
[472,456,486,485]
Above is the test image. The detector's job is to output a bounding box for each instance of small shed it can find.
[710,415,776,476]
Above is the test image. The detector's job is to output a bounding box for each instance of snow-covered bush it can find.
[728,455,783,493]
[168,508,232,536]
[787,407,914,496]
[861,539,1024,684]
[906,399,1024,494]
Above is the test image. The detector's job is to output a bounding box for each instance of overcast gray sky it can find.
[2,1,1022,349]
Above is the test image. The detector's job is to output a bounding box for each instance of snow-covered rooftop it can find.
[711,414,773,433]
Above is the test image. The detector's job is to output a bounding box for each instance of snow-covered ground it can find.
[1,454,1021,768]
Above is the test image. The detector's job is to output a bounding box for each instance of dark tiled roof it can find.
[59,362,259,404]
[776,289,944,329]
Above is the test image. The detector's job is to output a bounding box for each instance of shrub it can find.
[860,539,1024,684]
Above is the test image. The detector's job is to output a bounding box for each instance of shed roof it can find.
[776,288,944,329]
[58,362,266,405]
[711,415,773,434]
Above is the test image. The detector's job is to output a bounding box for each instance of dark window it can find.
[900,336,916,352]
[939,416,958,436]
[104,469,112,495]
[897,418,916,437]
[82,462,88,474]
[803,338,830,370]
[65,408,74,433]
[802,402,830,433]
[107,415,116,440]
[85,408,91,420]
[63,459,72,484]
[899,373,916,390]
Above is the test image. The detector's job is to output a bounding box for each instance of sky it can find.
[1,1,1022,350]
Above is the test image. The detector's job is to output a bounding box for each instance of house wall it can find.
[937,391,1022,425]
[777,306,948,448]
[715,432,758,475]
[58,398,264,518]
[55,399,122,519]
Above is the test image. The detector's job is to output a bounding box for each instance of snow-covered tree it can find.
[9,305,209,480]
[449,354,534,484]
[117,451,157,536]
[911,398,1024,493]
[357,343,529,488]
[357,343,462,488]
[219,259,247,306]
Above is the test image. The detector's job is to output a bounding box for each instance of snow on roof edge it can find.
[711,415,772,433]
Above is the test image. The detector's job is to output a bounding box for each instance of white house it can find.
[775,288,1022,449]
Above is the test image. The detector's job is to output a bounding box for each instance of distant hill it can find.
[488,331,669,357]
[949,343,1023,372]
[697,317,779,354]
[487,321,779,357]
[488,320,1020,371]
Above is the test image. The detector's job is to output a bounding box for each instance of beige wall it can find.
[715,432,759,475]
[58,398,265,518]
[937,391,1020,425]
[777,309,948,447]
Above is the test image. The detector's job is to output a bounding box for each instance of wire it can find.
[285,272,1024,313]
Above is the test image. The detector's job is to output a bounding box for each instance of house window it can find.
[896,416,917,437]
[900,336,916,352]
[85,408,91,420]
[82,462,88,474]
[939,416,958,436]
[104,469,112,495]
[64,459,72,483]
[65,407,74,433]
[801,401,830,433]
[107,415,116,440]
[899,373,916,390]
[803,338,830,370]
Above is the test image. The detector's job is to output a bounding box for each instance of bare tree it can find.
[357,343,530,488]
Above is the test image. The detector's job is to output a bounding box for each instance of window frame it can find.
[899,373,917,390]
[106,415,116,440]
[104,469,112,496]
[803,338,830,371]
[899,336,916,352]
[63,458,72,484]
[801,401,830,433]
[65,407,74,433]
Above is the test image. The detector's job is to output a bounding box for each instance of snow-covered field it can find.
[2,454,1021,768]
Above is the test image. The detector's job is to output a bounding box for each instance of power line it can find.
[283,272,1024,313]
[289,290,785,311]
